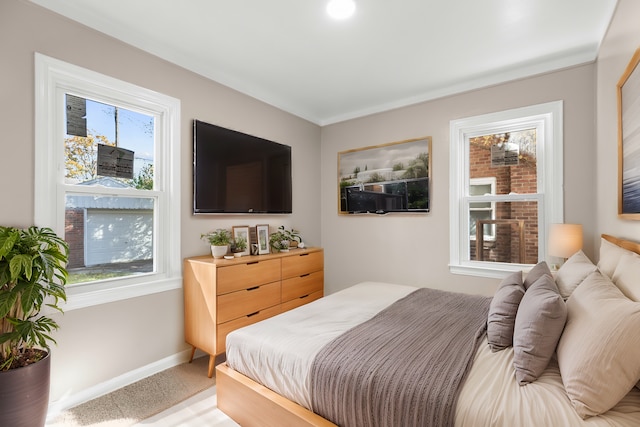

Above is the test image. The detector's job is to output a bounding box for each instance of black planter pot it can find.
[0,351,51,427]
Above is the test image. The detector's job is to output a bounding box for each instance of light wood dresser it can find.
[183,247,324,377]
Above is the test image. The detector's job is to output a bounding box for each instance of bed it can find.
[216,234,640,426]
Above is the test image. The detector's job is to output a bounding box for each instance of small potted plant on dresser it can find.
[0,226,69,427]
[277,226,303,249]
[201,229,232,259]
[269,226,300,252]
[231,235,247,257]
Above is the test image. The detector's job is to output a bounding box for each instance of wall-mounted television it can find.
[193,120,292,214]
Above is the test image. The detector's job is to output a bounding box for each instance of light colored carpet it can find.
[47,356,235,427]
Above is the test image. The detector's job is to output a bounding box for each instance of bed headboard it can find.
[601,234,640,255]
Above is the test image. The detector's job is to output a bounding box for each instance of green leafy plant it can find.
[0,226,69,371]
[231,236,247,253]
[269,230,290,252]
[201,229,232,246]
[277,226,302,244]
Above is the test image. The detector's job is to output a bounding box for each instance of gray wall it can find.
[320,65,597,296]
[0,0,321,403]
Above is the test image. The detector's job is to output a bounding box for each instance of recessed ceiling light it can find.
[326,0,356,20]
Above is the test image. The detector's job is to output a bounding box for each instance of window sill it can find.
[54,274,182,312]
[449,262,533,280]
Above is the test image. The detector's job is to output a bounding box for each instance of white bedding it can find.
[457,338,640,426]
[225,281,416,409]
[225,281,640,426]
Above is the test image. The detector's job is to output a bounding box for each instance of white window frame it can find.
[449,101,563,278]
[35,53,181,310]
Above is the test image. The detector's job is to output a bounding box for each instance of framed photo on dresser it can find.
[256,224,270,255]
[232,226,250,257]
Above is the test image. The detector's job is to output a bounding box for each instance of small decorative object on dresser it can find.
[231,226,250,257]
[201,229,231,259]
[256,224,270,255]
[277,226,302,248]
[269,229,290,252]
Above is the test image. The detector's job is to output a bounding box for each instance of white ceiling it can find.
[30,0,618,125]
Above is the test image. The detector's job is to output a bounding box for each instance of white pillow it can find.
[598,237,628,279]
[611,250,640,302]
[554,250,597,299]
[557,271,640,418]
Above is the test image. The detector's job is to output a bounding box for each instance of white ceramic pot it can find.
[211,245,228,259]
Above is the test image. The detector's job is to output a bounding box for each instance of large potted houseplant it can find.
[0,226,69,427]
[201,229,232,259]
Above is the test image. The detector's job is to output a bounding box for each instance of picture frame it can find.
[617,47,640,219]
[338,136,431,214]
[256,224,270,255]
[232,225,250,257]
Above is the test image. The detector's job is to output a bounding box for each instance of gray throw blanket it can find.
[309,287,491,427]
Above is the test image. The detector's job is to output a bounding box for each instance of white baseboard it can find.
[46,348,195,420]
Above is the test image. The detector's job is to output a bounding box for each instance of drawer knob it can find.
[247,286,259,291]
[247,311,259,317]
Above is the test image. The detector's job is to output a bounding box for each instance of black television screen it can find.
[193,120,292,214]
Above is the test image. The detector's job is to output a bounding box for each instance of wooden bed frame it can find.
[602,233,640,254]
[216,363,337,427]
[216,234,640,427]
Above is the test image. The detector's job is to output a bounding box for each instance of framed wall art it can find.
[618,47,640,219]
[338,136,431,215]
[256,224,270,255]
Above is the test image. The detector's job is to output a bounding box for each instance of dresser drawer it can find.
[217,259,281,295]
[281,270,323,302]
[281,251,323,279]
[217,281,281,323]
[281,290,323,312]
[216,305,282,354]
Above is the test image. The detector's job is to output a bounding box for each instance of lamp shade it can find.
[548,223,583,259]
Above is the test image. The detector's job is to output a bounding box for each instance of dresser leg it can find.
[208,355,215,378]
[188,346,196,363]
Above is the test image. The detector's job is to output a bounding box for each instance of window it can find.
[449,102,563,278]
[469,177,496,241]
[35,54,181,309]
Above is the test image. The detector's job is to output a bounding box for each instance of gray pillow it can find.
[487,271,525,351]
[513,274,567,385]
[523,261,552,290]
